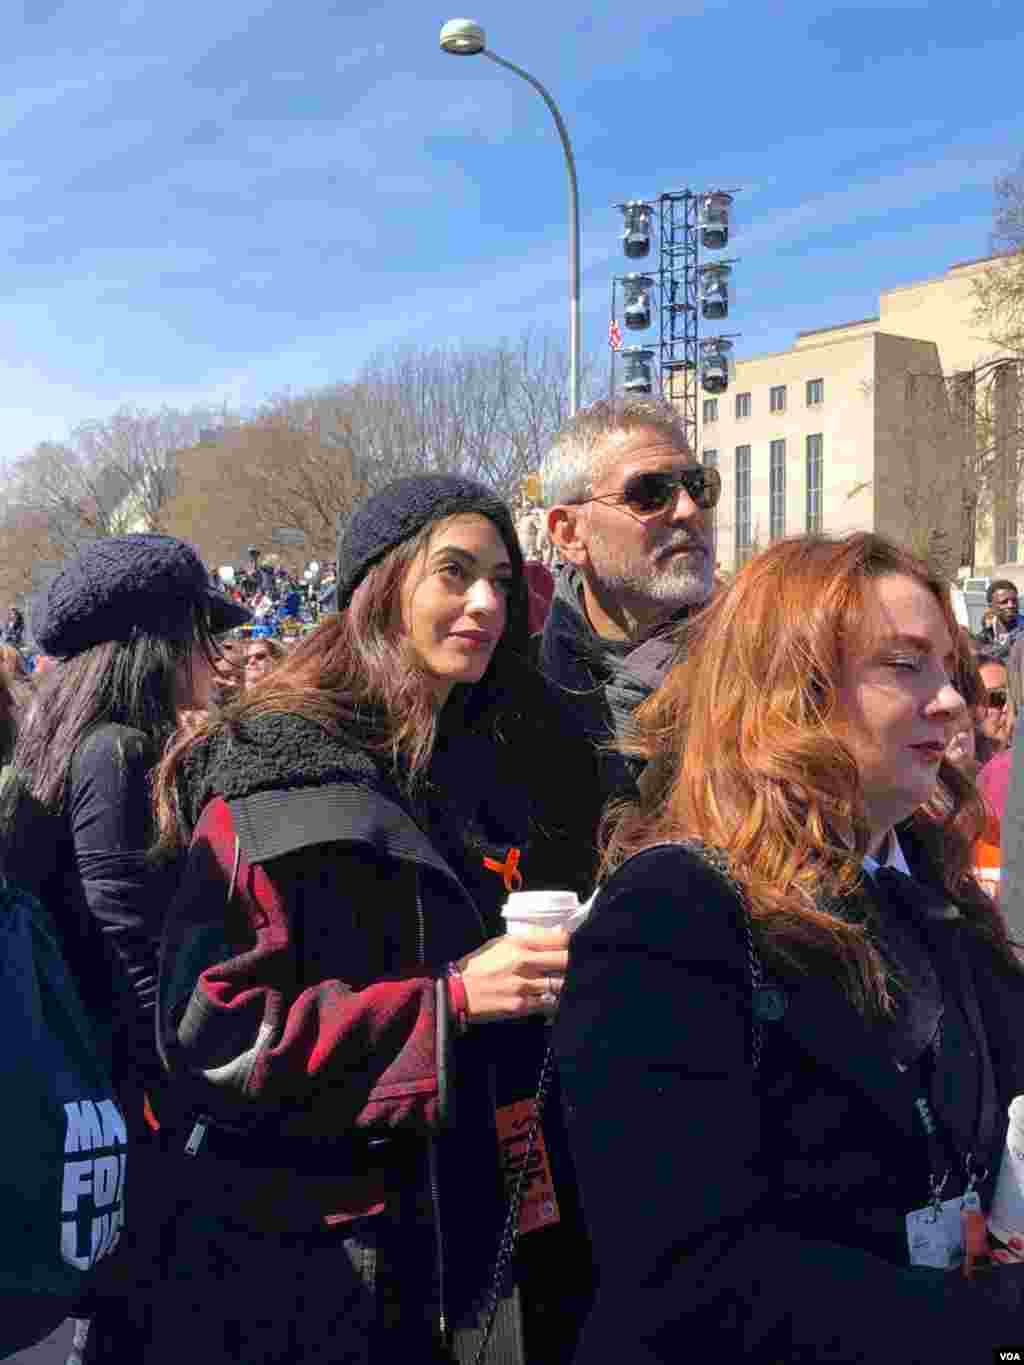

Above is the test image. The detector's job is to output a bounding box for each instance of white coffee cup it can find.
[986,1095,1024,1244]
[502,890,585,938]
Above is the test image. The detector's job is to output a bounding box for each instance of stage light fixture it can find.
[622,273,655,330]
[622,346,656,394]
[700,338,732,394]
[617,201,654,259]
[698,191,732,250]
[699,263,731,319]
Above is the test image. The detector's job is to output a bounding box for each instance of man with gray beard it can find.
[538,397,719,801]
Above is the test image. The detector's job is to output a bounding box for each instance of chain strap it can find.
[469,1043,557,1365]
[675,841,766,1074]
[469,840,766,1362]
[742,906,764,1074]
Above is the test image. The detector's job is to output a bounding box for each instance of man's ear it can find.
[547,505,589,567]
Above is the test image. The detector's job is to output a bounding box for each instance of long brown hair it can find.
[12,606,219,812]
[0,671,17,766]
[604,533,1020,1014]
[153,511,530,853]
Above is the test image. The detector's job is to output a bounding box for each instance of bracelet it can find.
[445,962,470,1036]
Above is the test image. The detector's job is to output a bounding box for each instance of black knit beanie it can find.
[338,475,522,599]
[33,533,251,659]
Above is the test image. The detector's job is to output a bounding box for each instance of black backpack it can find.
[0,876,128,1357]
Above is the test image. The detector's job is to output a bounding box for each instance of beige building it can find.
[692,256,1019,575]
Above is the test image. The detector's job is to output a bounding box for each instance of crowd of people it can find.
[3,395,1024,1364]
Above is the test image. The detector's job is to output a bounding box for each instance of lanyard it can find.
[911,1089,960,1208]
[909,927,998,1208]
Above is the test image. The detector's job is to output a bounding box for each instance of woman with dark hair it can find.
[149,476,600,1365]
[0,670,18,767]
[6,535,249,1063]
[2,535,249,1359]
[555,532,1024,1364]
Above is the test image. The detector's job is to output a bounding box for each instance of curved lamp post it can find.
[439,18,580,417]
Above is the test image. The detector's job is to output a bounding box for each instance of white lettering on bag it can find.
[60,1098,128,1271]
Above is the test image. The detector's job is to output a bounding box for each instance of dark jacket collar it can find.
[689,831,1019,1149]
[779,832,1015,1155]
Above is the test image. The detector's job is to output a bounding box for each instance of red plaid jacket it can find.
[159,793,491,1137]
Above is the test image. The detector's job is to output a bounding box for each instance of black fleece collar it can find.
[181,711,387,831]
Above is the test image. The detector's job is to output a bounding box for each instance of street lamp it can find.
[439,18,581,416]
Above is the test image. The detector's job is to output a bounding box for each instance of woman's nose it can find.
[929,680,966,716]
[467,580,501,613]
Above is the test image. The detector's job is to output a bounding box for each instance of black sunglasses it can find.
[987,689,1008,709]
[580,465,722,517]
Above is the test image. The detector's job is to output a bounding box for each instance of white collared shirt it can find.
[862,830,912,880]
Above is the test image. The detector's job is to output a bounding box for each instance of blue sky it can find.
[3,0,1023,460]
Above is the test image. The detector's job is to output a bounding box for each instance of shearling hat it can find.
[33,533,251,659]
[337,475,524,607]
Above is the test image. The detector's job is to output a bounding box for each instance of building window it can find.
[735,445,751,565]
[769,384,786,414]
[703,398,718,423]
[735,391,751,419]
[806,434,823,533]
[703,448,718,557]
[806,377,824,406]
[769,439,786,541]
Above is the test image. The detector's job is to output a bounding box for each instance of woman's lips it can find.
[910,743,946,763]
[449,632,494,650]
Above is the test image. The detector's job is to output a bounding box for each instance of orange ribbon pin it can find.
[483,846,523,892]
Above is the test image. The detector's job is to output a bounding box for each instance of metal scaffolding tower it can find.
[612,189,739,456]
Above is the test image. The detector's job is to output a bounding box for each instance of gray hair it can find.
[539,397,691,507]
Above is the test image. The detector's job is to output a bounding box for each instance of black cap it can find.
[33,534,251,659]
[337,475,523,608]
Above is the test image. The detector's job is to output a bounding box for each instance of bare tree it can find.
[489,330,598,492]
[7,440,114,553]
[855,368,966,579]
[880,362,1024,573]
[973,157,1024,362]
[9,405,229,552]
[233,395,369,560]
[0,499,58,609]
[348,331,596,504]
[968,358,1024,566]
[2,331,591,591]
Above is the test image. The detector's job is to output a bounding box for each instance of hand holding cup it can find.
[455,929,569,1025]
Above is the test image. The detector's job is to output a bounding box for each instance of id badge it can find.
[494,1098,561,1235]
[906,1196,966,1269]
[960,1191,992,1277]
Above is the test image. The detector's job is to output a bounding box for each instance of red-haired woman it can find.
[149,477,600,1365]
[555,533,1024,1364]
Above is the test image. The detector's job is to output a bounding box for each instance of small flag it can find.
[608,318,623,351]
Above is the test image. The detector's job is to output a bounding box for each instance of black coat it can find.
[153,685,601,1364]
[6,722,181,1093]
[554,839,1024,1364]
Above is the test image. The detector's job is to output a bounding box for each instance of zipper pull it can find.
[184,1117,209,1157]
